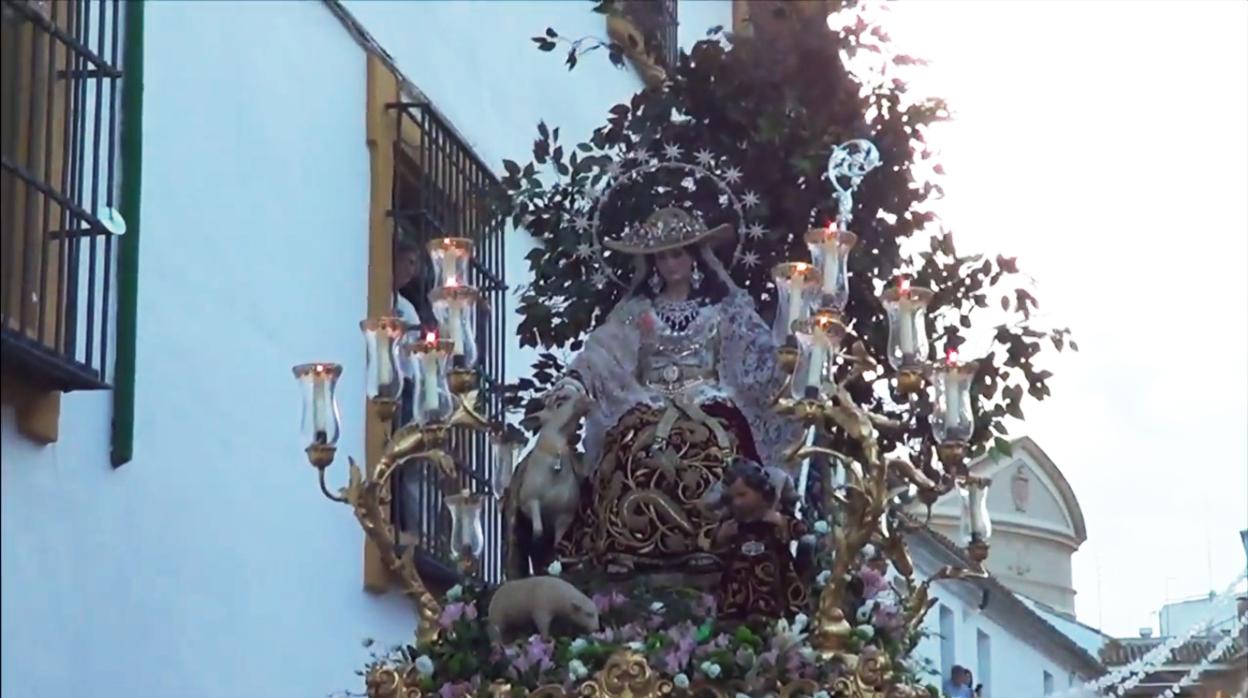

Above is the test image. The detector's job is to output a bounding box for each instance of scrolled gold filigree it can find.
[578,651,674,697]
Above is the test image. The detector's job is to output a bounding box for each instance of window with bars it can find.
[1,0,123,391]
[622,0,678,70]
[387,101,508,586]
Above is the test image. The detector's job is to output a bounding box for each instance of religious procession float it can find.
[290,3,1075,696]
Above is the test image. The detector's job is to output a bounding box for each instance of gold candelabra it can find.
[292,238,519,645]
[770,217,995,682]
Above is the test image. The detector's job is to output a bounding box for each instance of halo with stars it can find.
[579,147,766,288]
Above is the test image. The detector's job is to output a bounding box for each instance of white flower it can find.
[800,647,817,663]
[743,222,767,240]
[854,624,875,640]
[626,641,646,651]
[737,693,751,698]
[546,561,563,576]
[445,585,463,601]
[414,655,435,675]
[741,190,761,208]
[739,251,760,268]
[674,673,691,689]
[816,570,832,587]
[575,243,595,259]
[693,149,715,167]
[813,692,831,698]
[723,166,743,184]
[813,520,830,535]
[662,142,684,160]
[570,638,589,655]
[793,613,810,633]
[573,215,591,232]
[700,661,722,679]
[862,543,877,560]
[569,659,589,679]
[856,605,872,623]
[649,601,666,613]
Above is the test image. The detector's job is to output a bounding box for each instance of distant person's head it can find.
[950,665,970,685]
[394,240,424,291]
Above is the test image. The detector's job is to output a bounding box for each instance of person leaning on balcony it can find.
[944,666,974,698]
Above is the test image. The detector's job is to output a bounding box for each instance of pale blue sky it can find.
[885,1,1248,636]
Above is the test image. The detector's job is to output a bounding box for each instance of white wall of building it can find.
[2,3,414,697]
[910,540,1094,697]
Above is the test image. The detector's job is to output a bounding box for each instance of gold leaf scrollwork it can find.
[579,651,674,698]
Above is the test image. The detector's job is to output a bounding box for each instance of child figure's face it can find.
[728,478,768,521]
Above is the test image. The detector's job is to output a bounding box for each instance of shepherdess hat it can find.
[603,207,734,255]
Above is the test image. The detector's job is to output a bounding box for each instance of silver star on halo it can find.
[573,215,590,233]
[575,243,594,260]
[742,190,761,208]
[662,143,684,161]
[606,160,623,177]
[744,222,767,240]
[693,149,715,167]
[724,166,743,184]
[591,270,609,289]
[739,250,761,268]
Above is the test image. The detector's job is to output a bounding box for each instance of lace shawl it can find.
[715,288,802,468]
[561,291,798,469]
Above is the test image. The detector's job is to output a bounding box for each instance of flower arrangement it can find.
[354,523,945,698]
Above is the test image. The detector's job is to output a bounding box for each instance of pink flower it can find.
[858,566,888,599]
[438,602,466,628]
[437,682,471,698]
[523,635,555,673]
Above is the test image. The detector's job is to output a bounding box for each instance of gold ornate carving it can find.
[606,14,666,88]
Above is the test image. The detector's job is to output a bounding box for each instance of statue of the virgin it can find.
[541,207,797,581]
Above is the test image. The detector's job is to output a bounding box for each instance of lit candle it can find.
[312,367,328,443]
[943,349,962,434]
[820,224,839,295]
[419,333,441,413]
[897,279,916,362]
[805,339,827,394]
[443,278,464,357]
[440,240,457,288]
[785,266,806,336]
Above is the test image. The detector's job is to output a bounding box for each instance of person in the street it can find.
[944,665,974,698]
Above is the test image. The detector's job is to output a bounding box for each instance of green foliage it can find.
[502,5,1074,461]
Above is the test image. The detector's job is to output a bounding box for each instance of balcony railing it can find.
[387,100,508,585]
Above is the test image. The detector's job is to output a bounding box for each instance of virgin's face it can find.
[653,247,694,285]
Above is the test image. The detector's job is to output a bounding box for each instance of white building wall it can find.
[911,541,1094,697]
[2,3,414,697]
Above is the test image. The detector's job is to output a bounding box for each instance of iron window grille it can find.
[623,0,678,70]
[1,0,123,391]
[387,100,508,586]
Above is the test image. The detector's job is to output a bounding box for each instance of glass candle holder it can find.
[430,285,480,367]
[804,225,858,313]
[771,262,818,345]
[427,238,474,289]
[292,362,343,450]
[790,311,847,400]
[490,426,527,496]
[881,278,934,374]
[445,490,485,568]
[967,478,992,543]
[931,350,978,446]
[402,333,455,426]
[360,317,407,405]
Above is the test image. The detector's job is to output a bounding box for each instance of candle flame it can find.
[898,276,911,296]
[446,275,460,288]
[425,331,437,343]
[946,348,960,365]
